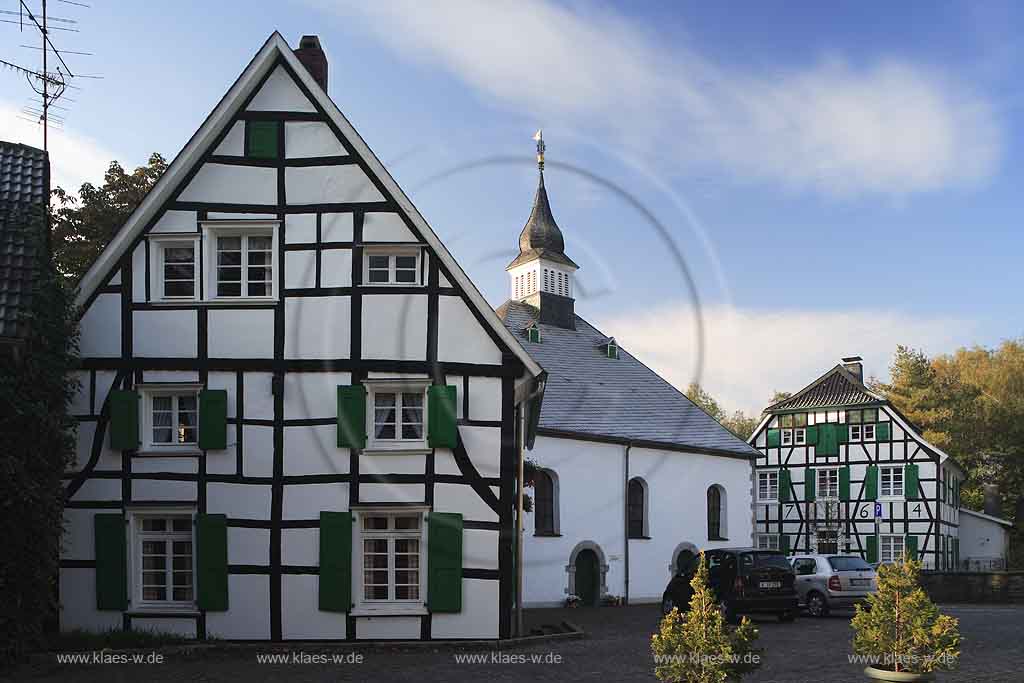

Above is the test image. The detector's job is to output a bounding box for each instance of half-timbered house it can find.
[61,33,544,641]
[749,357,965,569]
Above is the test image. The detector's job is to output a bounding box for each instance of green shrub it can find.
[651,552,761,683]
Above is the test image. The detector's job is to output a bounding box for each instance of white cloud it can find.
[322,0,1001,196]
[1,102,118,195]
[598,304,977,416]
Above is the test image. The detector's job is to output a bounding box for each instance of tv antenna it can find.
[1,0,99,152]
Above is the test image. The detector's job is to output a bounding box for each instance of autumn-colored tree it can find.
[51,153,167,282]
[685,383,759,440]
[651,552,761,683]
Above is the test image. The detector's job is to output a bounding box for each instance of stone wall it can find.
[920,571,1024,603]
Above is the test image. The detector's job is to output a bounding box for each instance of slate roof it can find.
[0,142,49,341]
[768,364,882,412]
[496,299,758,457]
[506,172,578,270]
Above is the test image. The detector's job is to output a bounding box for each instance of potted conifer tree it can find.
[851,556,960,681]
[651,552,761,683]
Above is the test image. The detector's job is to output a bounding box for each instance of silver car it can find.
[789,554,877,617]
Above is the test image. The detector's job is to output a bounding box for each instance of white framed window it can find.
[781,429,793,446]
[880,466,904,498]
[794,428,806,445]
[817,467,840,500]
[755,534,780,551]
[850,424,862,441]
[880,534,905,564]
[364,248,421,286]
[366,380,429,452]
[863,423,876,441]
[128,509,196,612]
[140,384,201,451]
[201,220,279,300]
[353,508,427,615]
[150,235,200,301]
[757,470,779,501]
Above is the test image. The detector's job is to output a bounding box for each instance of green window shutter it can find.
[428,512,463,612]
[196,514,229,611]
[780,534,789,555]
[246,120,278,159]
[337,385,367,449]
[836,423,849,444]
[839,466,851,501]
[779,469,791,503]
[198,389,228,450]
[904,464,919,500]
[866,535,878,564]
[109,390,139,450]
[804,467,816,502]
[864,465,878,501]
[905,534,918,561]
[816,424,837,456]
[94,514,127,610]
[805,425,819,445]
[766,428,780,448]
[954,538,959,571]
[876,422,890,441]
[319,511,353,612]
[428,385,458,449]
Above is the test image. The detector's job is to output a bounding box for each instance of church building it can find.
[61,33,545,641]
[497,137,759,608]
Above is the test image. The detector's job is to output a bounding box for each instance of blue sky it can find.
[3,1,1022,413]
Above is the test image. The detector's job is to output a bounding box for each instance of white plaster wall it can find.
[357,616,420,640]
[286,165,384,205]
[437,297,501,365]
[243,372,275,420]
[206,483,271,519]
[468,377,501,421]
[79,293,121,358]
[359,483,424,504]
[282,483,349,520]
[151,210,198,234]
[69,370,91,415]
[285,296,351,359]
[282,574,347,639]
[214,121,246,156]
[228,527,270,566]
[284,121,346,158]
[628,447,753,602]
[463,528,499,570]
[281,528,319,566]
[132,617,197,638]
[133,309,197,358]
[209,309,275,358]
[431,579,499,639]
[320,249,352,287]
[284,213,317,243]
[206,372,238,418]
[246,66,316,112]
[361,294,427,361]
[71,420,121,472]
[206,575,271,639]
[432,483,500,523]
[132,244,146,303]
[285,250,317,289]
[283,425,346,477]
[60,568,124,632]
[459,426,501,479]
[283,371,351,420]
[322,212,353,241]
[363,212,416,242]
[359,454,423,476]
[133,457,199,501]
[522,437,625,607]
[61,509,95,561]
[960,513,1009,564]
[178,163,277,205]
[243,425,275,477]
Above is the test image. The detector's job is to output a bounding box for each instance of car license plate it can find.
[851,579,870,586]
[759,581,781,589]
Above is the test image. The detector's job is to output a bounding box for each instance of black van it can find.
[661,548,799,623]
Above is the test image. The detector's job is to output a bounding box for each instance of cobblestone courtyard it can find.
[9,604,1024,682]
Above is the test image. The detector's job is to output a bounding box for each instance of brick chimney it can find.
[841,356,864,384]
[294,35,328,92]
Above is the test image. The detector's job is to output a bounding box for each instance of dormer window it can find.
[602,339,619,359]
[526,324,541,343]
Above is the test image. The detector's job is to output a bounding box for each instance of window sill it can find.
[127,607,200,617]
[349,604,428,618]
[146,299,278,307]
[708,537,728,542]
[135,449,203,457]
[533,532,562,538]
[628,535,652,541]
[362,448,432,457]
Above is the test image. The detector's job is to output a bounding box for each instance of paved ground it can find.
[7,604,1024,682]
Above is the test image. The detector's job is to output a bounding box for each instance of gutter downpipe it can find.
[515,376,545,636]
[624,442,632,606]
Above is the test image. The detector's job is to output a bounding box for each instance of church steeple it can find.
[506,131,578,329]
